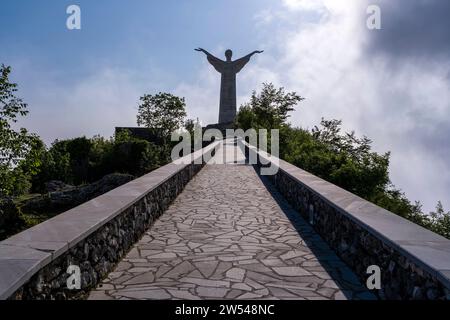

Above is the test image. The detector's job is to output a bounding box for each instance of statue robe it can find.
[206,54,251,124]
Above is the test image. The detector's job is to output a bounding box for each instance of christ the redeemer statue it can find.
[195,48,263,124]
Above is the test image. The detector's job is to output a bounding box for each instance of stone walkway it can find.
[89,141,375,300]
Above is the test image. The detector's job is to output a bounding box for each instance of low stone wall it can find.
[241,140,450,300]
[0,142,220,300]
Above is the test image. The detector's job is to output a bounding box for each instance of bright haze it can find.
[1,0,449,213]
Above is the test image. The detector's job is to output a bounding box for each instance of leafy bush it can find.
[30,130,166,192]
[282,120,390,200]
[0,198,25,240]
[112,130,161,176]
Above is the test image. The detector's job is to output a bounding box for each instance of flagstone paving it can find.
[89,142,375,300]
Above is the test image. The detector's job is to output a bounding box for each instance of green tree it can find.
[234,105,256,131]
[30,139,72,192]
[137,92,187,138]
[307,119,390,199]
[0,65,41,196]
[236,83,304,130]
[88,135,115,181]
[429,202,450,239]
[65,137,92,184]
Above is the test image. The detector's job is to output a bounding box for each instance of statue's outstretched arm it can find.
[195,48,225,72]
[195,48,215,58]
[244,50,264,59]
[233,50,263,73]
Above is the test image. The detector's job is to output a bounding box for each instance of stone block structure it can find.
[0,142,219,300]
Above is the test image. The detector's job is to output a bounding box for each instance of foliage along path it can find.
[89,140,375,300]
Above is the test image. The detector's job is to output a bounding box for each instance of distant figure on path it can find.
[195,48,263,124]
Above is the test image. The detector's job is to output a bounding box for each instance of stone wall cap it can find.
[0,244,53,299]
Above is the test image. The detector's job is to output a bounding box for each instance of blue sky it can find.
[1,0,450,213]
[1,0,275,87]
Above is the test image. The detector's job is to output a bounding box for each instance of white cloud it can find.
[282,0,326,12]
[247,0,450,212]
[253,9,275,26]
[174,64,219,126]
[19,67,162,144]
[282,0,355,16]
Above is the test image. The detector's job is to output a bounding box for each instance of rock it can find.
[426,288,439,300]
[44,180,74,193]
[339,239,349,252]
[225,268,246,281]
[445,288,450,300]
[19,173,135,216]
[273,266,312,277]
[79,173,135,200]
[54,292,67,300]
[412,286,424,300]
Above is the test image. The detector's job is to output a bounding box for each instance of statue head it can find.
[225,49,233,61]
